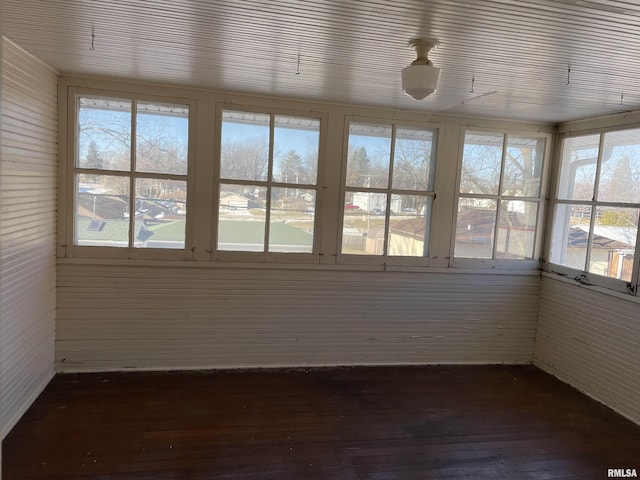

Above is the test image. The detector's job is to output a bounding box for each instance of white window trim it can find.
[61,86,198,261]
[451,127,552,270]
[211,103,328,264]
[336,116,442,267]
[57,77,556,273]
[544,128,640,296]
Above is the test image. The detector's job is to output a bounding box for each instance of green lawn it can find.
[218,220,312,246]
[148,220,186,240]
[76,218,129,243]
[77,217,312,247]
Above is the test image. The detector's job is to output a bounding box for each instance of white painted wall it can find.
[56,263,540,371]
[535,274,640,425]
[0,38,57,441]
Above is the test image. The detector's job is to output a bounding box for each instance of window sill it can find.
[56,256,542,276]
[541,270,640,304]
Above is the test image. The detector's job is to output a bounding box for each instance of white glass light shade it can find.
[401,64,441,100]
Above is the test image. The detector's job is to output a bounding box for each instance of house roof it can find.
[389,217,427,241]
[569,225,637,249]
[5,1,640,123]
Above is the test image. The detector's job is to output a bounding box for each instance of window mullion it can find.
[129,100,137,249]
[584,205,597,273]
[583,134,605,273]
[491,134,509,259]
[592,133,605,202]
[382,125,398,257]
[263,113,276,253]
[388,125,397,189]
[632,216,640,293]
[492,198,501,259]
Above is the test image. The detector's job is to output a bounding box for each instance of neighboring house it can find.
[566,225,636,279]
[352,192,401,213]
[388,217,427,256]
[219,191,250,210]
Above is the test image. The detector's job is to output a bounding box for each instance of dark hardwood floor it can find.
[3,365,640,479]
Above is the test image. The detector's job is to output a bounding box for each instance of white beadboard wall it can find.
[0,38,57,440]
[55,264,540,371]
[535,275,640,425]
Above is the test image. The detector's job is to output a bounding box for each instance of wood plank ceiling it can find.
[4,0,640,123]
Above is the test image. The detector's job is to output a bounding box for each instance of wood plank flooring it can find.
[3,365,640,479]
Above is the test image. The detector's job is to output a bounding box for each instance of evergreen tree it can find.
[347,146,370,187]
[280,150,304,184]
[86,140,103,169]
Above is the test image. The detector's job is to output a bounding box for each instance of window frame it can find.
[62,87,197,261]
[546,127,640,296]
[212,104,328,264]
[451,127,551,270]
[337,116,441,267]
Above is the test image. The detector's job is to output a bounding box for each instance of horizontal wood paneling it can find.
[56,263,540,371]
[535,275,640,425]
[0,38,57,440]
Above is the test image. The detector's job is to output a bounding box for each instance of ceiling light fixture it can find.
[401,38,440,100]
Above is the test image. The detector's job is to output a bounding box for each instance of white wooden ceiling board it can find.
[4,0,640,123]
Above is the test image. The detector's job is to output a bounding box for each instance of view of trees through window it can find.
[72,96,570,273]
[550,130,640,282]
[341,123,436,257]
[75,97,188,249]
[455,131,545,260]
[218,111,320,253]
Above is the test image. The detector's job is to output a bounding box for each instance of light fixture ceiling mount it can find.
[401,38,440,100]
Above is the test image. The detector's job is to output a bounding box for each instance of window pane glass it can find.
[346,123,391,189]
[136,102,189,175]
[557,135,599,201]
[589,207,638,282]
[460,132,503,195]
[388,195,432,257]
[496,200,538,259]
[78,97,131,171]
[75,174,129,247]
[455,198,497,258]
[134,178,186,249]
[549,203,590,271]
[269,187,315,253]
[220,111,269,181]
[392,127,435,191]
[342,192,388,255]
[597,129,640,204]
[218,184,266,251]
[273,116,319,185]
[502,136,544,197]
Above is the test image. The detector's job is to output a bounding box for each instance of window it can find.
[217,110,320,254]
[74,96,189,250]
[454,131,546,261]
[549,129,640,292]
[340,122,437,258]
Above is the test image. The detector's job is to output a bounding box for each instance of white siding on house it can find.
[0,37,57,440]
[535,274,640,425]
[56,263,540,371]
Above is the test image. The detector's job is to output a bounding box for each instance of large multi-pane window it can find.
[74,97,189,249]
[217,110,320,254]
[454,131,546,260]
[341,122,437,257]
[549,130,640,289]
[69,90,556,271]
